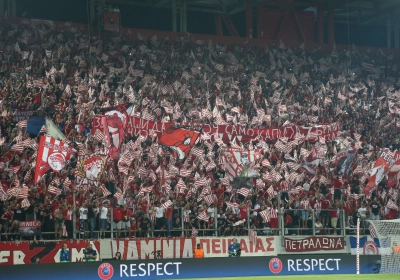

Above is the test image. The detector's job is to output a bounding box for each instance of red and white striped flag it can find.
[17,120,27,128]
[21,198,31,208]
[63,178,71,189]
[237,188,250,197]
[0,184,8,201]
[368,224,377,238]
[204,194,215,206]
[191,227,199,237]
[267,186,275,198]
[114,192,123,199]
[259,209,270,223]
[10,144,24,153]
[197,211,210,222]
[7,187,19,198]
[162,200,173,209]
[94,129,105,142]
[100,184,111,197]
[233,219,246,226]
[48,185,62,196]
[248,229,257,244]
[34,136,74,183]
[18,186,29,199]
[226,202,239,208]
[386,199,398,211]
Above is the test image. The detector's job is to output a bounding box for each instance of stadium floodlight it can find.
[368,219,400,274]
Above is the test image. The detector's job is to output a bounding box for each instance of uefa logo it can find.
[98,263,114,280]
[269,257,283,274]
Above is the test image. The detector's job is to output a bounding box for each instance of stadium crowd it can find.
[0,18,399,241]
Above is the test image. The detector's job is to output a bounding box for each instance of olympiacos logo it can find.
[269,257,283,274]
[98,263,114,280]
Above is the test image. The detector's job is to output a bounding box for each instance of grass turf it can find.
[184,275,398,280]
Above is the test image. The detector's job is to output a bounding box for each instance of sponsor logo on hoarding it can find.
[98,263,114,280]
[269,257,282,274]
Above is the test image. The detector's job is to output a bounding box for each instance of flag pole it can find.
[356,217,360,275]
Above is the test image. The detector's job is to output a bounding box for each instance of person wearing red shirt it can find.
[61,201,73,239]
[113,204,123,238]
[122,205,132,238]
[320,196,330,227]
[238,203,248,220]
[165,204,173,237]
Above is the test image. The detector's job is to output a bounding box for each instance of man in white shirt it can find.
[99,203,108,239]
[79,203,88,238]
[207,204,215,218]
[358,203,367,219]
[154,202,165,237]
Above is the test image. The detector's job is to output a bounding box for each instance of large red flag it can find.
[364,149,395,194]
[159,127,200,160]
[34,136,75,183]
[93,103,133,159]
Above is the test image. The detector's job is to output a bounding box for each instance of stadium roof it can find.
[106,0,400,26]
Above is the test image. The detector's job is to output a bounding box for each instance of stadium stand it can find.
[0,15,399,242]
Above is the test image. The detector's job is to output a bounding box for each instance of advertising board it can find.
[197,236,277,257]
[0,240,99,265]
[0,255,380,279]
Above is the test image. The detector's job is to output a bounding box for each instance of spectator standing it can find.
[64,203,73,239]
[329,204,338,235]
[1,206,13,241]
[99,203,108,239]
[88,201,97,239]
[165,203,173,237]
[154,202,165,237]
[43,204,53,240]
[370,198,381,220]
[122,204,131,238]
[54,205,64,240]
[112,204,123,238]
[138,213,152,237]
[79,203,88,238]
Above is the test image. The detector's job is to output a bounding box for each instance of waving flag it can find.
[248,229,257,244]
[93,103,134,159]
[76,155,107,183]
[223,148,261,181]
[333,146,357,179]
[387,153,400,187]
[365,149,395,194]
[159,127,201,160]
[34,136,75,183]
[191,227,199,237]
[299,147,323,176]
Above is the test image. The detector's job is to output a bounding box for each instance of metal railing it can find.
[281,209,346,236]
[0,205,366,241]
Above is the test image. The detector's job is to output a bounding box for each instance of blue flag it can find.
[349,236,390,255]
[26,116,46,135]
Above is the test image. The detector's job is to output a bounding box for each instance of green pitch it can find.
[184,275,398,280]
